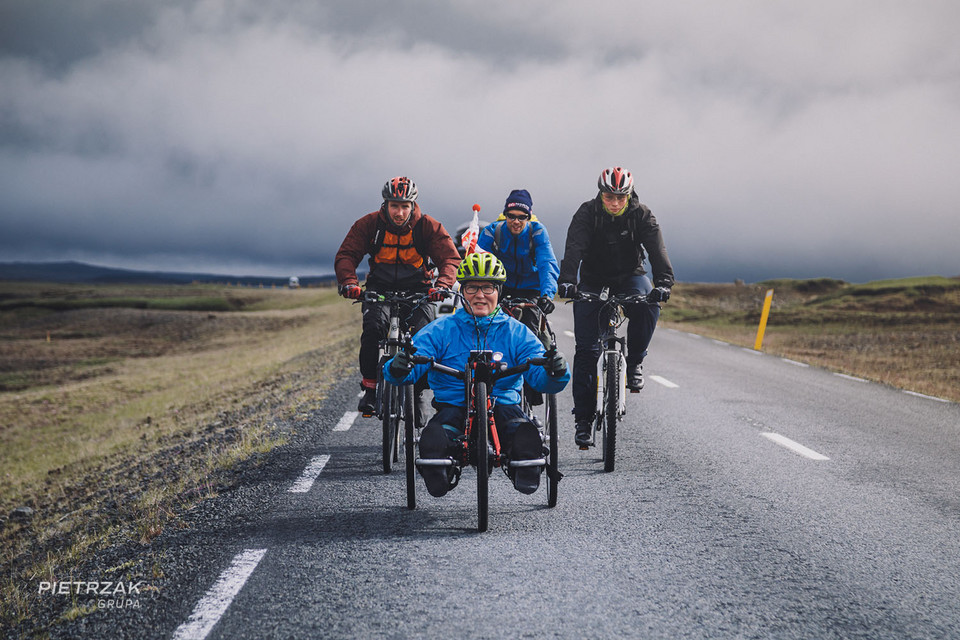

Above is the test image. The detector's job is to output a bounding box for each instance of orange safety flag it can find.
[460,204,485,255]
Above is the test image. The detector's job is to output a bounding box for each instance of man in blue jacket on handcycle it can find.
[384,252,570,497]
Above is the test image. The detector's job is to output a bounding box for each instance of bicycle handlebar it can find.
[359,289,449,304]
[408,353,550,382]
[573,290,648,304]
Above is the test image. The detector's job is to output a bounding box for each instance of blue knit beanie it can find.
[502,189,533,216]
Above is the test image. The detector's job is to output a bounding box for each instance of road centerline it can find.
[760,432,830,461]
[288,454,331,493]
[334,411,359,431]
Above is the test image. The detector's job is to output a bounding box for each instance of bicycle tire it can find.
[403,384,417,510]
[382,383,399,474]
[476,381,489,533]
[603,351,619,473]
[546,392,559,507]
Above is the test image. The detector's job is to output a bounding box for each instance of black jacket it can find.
[558,191,675,288]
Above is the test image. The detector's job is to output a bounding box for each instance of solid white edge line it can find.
[334,411,359,431]
[742,348,762,355]
[903,390,950,403]
[782,358,810,367]
[563,330,575,338]
[760,432,830,461]
[834,373,868,383]
[712,339,728,346]
[172,548,268,640]
[649,375,679,388]
[288,454,331,493]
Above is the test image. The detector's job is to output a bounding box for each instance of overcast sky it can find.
[2,0,959,283]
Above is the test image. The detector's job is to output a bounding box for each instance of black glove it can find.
[557,283,578,299]
[648,286,671,303]
[536,296,555,314]
[388,350,414,378]
[544,348,567,378]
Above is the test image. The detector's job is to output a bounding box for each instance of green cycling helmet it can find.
[457,252,507,283]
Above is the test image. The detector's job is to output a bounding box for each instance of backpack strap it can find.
[370,214,428,258]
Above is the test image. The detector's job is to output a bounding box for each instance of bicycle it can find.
[404,346,553,532]
[357,290,438,474]
[500,296,561,507]
[573,288,648,473]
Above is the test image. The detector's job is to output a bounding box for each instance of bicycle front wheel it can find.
[476,381,489,533]
[382,383,400,474]
[603,351,619,473]
[403,384,417,510]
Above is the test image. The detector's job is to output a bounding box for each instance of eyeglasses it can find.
[504,213,530,221]
[461,283,498,294]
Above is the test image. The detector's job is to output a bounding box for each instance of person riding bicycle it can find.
[477,189,560,406]
[335,176,461,418]
[557,167,675,448]
[384,253,570,497]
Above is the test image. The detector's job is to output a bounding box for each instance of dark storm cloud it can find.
[1,0,959,281]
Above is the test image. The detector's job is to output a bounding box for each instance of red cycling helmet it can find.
[598,167,634,194]
[382,176,418,202]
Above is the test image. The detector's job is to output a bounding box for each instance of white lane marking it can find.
[903,390,951,403]
[288,455,331,493]
[649,375,679,388]
[742,348,762,355]
[760,432,830,461]
[782,358,809,367]
[334,411,359,431]
[712,339,728,346]
[835,373,868,383]
[563,330,575,338]
[172,548,268,640]
[687,333,703,339]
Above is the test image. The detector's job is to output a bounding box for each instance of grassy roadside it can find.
[0,283,359,634]
[660,276,960,403]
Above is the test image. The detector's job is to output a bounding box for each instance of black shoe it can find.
[574,420,592,449]
[627,363,644,391]
[509,423,543,495]
[418,424,454,497]
[523,383,543,407]
[358,388,377,416]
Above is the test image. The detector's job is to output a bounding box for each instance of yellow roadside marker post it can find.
[754,289,774,350]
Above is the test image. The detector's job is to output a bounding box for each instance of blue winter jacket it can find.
[383,307,569,406]
[477,220,559,298]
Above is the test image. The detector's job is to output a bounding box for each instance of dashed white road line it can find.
[288,454,331,493]
[172,548,268,640]
[334,411,359,431]
[760,432,830,461]
[563,330,575,339]
[649,375,679,388]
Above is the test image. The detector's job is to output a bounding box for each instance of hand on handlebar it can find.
[340,284,362,299]
[388,350,414,378]
[543,347,567,378]
[427,287,448,302]
[557,283,578,299]
[648,286,671,303]
[536,295,556,314]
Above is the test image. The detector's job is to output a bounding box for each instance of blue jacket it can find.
[477,220,559,298]
[383,307,569,406]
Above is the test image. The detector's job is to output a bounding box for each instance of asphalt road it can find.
[60,306,960,639]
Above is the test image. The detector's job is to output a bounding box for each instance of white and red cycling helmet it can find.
[597,167,634,195]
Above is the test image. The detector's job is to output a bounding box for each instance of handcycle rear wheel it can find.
[545,392,559,507]
[403,384,417,510]
[603,351,619,473]
[476,381,489,533]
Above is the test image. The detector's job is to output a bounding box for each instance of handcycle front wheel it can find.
[476,381,489,533]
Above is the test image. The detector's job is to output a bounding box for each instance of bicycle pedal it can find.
[361,411,375,418]
[629,388,640,394]
[578,444,590,451]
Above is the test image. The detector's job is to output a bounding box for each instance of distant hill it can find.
[0,261,338,288]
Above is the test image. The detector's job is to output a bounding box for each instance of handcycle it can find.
[573,288,648,473]
[500,295,561,507]
[357,290,439,474]
[402,344,555,532]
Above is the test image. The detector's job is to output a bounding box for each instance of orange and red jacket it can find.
[335,203,460,292]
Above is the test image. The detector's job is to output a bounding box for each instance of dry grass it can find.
[660,276,960,402]
[0,283,359,632]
